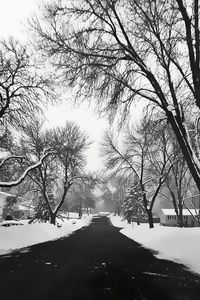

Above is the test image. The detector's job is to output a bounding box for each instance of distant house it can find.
[0,191,18,220]
[2,204,33,220]
[0,191,33,220]
[160,209,200,227]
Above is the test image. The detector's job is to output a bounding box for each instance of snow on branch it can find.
[0,151,52,188]
[0,155,24,169]
[68,173,101,185]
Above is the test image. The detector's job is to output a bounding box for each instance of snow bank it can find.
[109,215,200,275]
[0,214,92,255]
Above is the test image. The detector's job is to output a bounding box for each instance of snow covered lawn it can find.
[0,214,93,255]
[110,215,200,275]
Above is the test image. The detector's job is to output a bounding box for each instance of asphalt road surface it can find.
[0,216,200,300]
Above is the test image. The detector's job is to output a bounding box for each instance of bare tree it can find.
[47,121,91,224]
[0,120,53,189]
[102,119,175,228]
[162,140,193,227]
[0,38,56,189]
[146,119,192,227]
[0,151,52,188]
[18,118,59,222]
[31,0,200,192]
[0,129,23,184]
[19,119,91,224]
[0,38,54,127]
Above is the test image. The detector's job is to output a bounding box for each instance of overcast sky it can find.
[0,0,111,172]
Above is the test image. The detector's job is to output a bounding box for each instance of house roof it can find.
[0,192,15,205]
[19,199,33,207]
[161,209,199,216]
[0,191,22,199]
[0,191,16,197]
[14,204,29,211]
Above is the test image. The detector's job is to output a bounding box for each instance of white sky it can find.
[0,0,40,39]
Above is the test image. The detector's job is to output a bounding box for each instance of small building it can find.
[2,204,33,220]
[0,191,19,220]
[160,209,200,227]
[0,191,33,220]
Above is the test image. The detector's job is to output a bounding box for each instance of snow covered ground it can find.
[0,213,93,255]
[110,215,200,275]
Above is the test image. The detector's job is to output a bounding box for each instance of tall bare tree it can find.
[102,119,175,228]
[18,119,59,221]
[32,0,200,191]
[0,120,52,189]
[18,120,91,224]
[158,129,193,227]
[0,38,53,127]
[47,121,91,224]
[0,38,55,189]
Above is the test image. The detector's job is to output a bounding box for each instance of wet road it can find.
[0,216,200,300]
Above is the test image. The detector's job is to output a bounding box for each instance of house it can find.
[0,191,33,220]
[160,209,200,227]
[0,191,18,220]
[2,204,33,220]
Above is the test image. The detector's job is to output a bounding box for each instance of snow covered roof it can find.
[0,192,23,206]
[0,191,22,199]
[161,209,199,216]
[0,192,15,205]
[19,199,33,207]
[0,191,16,197]
[13,204,33,211]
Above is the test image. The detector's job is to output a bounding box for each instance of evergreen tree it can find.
[30,196,50,223]
[121,183,146,225]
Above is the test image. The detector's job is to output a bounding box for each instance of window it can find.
[168,215,176,220]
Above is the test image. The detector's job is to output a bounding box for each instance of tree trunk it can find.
[177,213,184,227]
[50,213,56,225]
[78,204,82,218]
[177,204,184,227]
[142,192,154,228]
[147,209,154,229]
[168,112,200,191]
